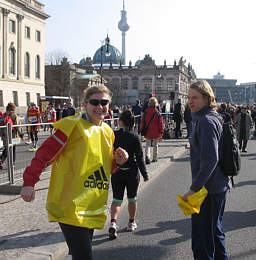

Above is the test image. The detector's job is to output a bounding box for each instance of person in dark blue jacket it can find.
[183,80,230,260]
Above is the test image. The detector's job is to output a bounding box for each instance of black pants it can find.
[111,169,140,201]
[175,120,182,138]
[1,145,16,163]
[239,130,247,150]
[30,131,38,142]
[59,222,94,260]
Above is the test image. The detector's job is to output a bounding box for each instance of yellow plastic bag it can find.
[177,186,208,216]
[46,115,114,229]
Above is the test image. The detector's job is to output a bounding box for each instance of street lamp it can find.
[153,67,161,97]
[100,34,111,84]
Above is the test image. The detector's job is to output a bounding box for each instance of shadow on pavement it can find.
[223,210,256,232]
[93,245,168,260]
[230,248,256,259]
[234,180,256,188]
[135,219,191,246]
[240,153,256,157]
[0,231,64,251]
[93,228,134,246]
[173,156,190,162]
[133,210,256,247]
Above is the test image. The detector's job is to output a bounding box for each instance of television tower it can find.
[118,0,129,65]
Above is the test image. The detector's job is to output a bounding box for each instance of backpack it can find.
[209,112,241,185]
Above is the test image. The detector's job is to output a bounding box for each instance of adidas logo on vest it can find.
[84,166,109,190]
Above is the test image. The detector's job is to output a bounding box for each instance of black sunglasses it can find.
[88,99,109,106]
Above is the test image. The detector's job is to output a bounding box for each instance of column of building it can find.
[2,8,10,78]
[17,14,24,80]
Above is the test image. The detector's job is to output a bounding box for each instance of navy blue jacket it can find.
[189,105,230,194]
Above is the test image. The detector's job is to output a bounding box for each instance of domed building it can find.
[80,36,122,66]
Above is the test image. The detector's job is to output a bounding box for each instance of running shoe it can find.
[127,222,137,232]
[108,222,117,239]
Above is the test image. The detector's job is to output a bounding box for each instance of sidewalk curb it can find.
[16,142,188,260]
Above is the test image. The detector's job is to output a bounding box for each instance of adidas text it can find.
[84,180,109,190]
[84,167,109,190]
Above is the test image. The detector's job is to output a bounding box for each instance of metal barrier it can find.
[0,112,174,186]
[0,122,52,186]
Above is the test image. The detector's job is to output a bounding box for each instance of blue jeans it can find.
[192,191,229,260]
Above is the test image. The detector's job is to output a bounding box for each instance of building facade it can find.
[46,54,196,108]
[92,55,197,106]
[202,73,256,105]
[0,0,49,113]
[45,58,104,107]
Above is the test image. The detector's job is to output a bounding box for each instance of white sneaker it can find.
[127,222,137,232]
[108,222,117,239]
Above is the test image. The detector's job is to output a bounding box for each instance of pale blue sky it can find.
[42,0,256,83]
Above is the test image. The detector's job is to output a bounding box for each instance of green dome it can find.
[135,60,142,66]
[79,58,86,66]
[93,44,122,65]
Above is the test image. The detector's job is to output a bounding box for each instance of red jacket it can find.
[140,107,164,139]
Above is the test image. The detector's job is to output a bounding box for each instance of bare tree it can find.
[45,49,71,65]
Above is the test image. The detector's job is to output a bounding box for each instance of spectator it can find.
[62,103,68,118]
[183,103,192,138]
[235,106,253,152]
[47,103,57,135]
[183,80,230,260]
[0,103,23,169]
[132,100,142,134]
[24,106,32,144]
[251,106,256,133]
[55,105,62,121]
[104,107,113,127]
[27,102,41,151]
[112,105,120,129]
[67,102,76,116]
[140,97,164,164]
[219,103,232,123]
[173,99,183,138]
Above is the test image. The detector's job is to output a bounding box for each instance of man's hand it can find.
[115,147,129,166]
[182,189,195,202]
[20,186,35,202]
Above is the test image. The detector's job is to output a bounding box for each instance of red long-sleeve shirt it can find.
[23,130,67,187]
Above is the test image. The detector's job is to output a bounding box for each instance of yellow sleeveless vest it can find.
[46,114,114,229]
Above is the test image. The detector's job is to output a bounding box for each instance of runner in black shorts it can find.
[109,110,149,239]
